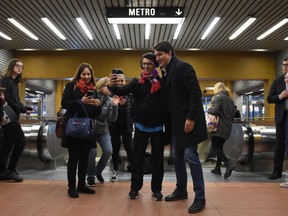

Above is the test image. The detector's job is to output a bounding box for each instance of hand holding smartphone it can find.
[86,90,94,97]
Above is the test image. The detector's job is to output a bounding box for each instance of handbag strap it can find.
[73,102,89,118]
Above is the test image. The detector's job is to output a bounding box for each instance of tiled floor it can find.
[1,166,288,216]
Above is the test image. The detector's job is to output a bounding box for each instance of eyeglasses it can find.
[15,64,24,69]
[142,62,154,66]
[282,64,288,67]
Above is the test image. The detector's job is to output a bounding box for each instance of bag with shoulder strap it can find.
[65,103,96,140]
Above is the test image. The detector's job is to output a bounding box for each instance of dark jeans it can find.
[171,135,205,198]
[211,136,228,164]
[67,142,90,189]
[0,121,26,173]
[109,126,133,170]
[131,128,164,193]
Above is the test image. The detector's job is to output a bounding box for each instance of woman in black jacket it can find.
[207,82,235,179]
[61,63,102,198]
[0,59,33,182]
[108,53,167,201]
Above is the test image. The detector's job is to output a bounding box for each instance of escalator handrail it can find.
[36,120,57,163]
[240,121,254,165]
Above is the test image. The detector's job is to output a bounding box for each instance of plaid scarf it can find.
[138,69,161,93]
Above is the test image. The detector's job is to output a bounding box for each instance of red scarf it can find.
[76,79,94,94]
[138,69,161,93]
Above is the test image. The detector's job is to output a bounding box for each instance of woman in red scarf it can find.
[108,53,169,201]
[61,63,102,198]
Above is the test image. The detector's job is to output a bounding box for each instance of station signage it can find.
[106,7,184,18]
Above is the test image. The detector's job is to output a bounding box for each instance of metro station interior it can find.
[1,0,288,215]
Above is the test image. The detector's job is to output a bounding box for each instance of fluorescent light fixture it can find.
[35,90,44,94]
[0,31,12,40]
[205,86,214,90]
[113,24,121,40]
[8,18,39,40]
[285,36,288,40]
[201,17,220,40]
[145,24,150,40]
[245,91,253,95]
[259,88,264,91]
[257,18,288,40]
[229,17,256,40]
[76,18,93,40]
[173,18,185,39]
[25,88,30,90]
[41,18,66,40]
[108,17,184,24]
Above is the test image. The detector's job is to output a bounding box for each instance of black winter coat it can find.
[163,56,208,148]
[61,81,102,148]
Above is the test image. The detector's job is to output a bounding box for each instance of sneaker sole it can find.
[128,194,139,199]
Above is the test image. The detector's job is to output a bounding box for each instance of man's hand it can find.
[184,119,195,133]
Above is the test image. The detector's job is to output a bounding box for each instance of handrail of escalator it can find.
[36,120,57,163]
[240,121,254,165]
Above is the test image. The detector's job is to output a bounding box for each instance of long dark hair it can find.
[71,63,96,86]
[4,58,23,82]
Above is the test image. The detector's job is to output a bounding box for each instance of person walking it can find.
[108,53,168,201]
[267,57,288,180]
[153,41,208,213]
[207,82,236,179]
[0,59,33,182]
[61,63,102,198]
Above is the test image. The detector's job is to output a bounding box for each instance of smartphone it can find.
[112,69,117,74]
[86,90,94,97]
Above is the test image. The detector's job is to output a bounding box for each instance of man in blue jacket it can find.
[153,41,208,213]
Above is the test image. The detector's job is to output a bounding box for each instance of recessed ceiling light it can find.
[7,18,39,40]
[257,18,288,40]
[76,18,93,40]
[41,18,66,40]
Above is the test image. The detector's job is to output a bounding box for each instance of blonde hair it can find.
[214,82,230,94]
[95,77,109,92]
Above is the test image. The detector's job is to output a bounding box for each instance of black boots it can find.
[224,159,236,179]
[211,163,221,175]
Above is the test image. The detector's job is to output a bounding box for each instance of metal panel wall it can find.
[0,49,15,73]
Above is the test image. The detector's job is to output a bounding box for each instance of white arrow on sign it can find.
[175,8,182,16]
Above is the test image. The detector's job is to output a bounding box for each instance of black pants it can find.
[131,128,164,193]
[0,121,26,173]
[274,117,286,173]
[110,126,133,170]
[67,142,90,189]
[211,136,228,165]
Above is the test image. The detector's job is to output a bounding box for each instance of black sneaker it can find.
[96,174,104,183]
[68,188,79,198]
[128,190,139,199]
[110,170,119,182]
[87,180,96,187]
[77,185,95,194]
[152,191,163,201]
[3,170,23,182]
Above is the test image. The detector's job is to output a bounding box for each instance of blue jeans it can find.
[87,132,113,181]
[171,135,205,198]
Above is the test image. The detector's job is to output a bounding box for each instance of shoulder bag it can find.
[205,113,219,133]
[1,102,17,126]
[65,103,96,140]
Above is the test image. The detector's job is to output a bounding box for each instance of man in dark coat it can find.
[267,57,288,180]
[153,41,208,214]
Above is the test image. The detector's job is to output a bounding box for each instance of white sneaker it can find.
[280,182,288,188]
[110,170,119,182]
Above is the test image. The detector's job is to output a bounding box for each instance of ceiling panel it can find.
[0,0,288,51]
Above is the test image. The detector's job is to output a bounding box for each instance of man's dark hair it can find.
[140,52,159,68]
[153,40,175,56]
